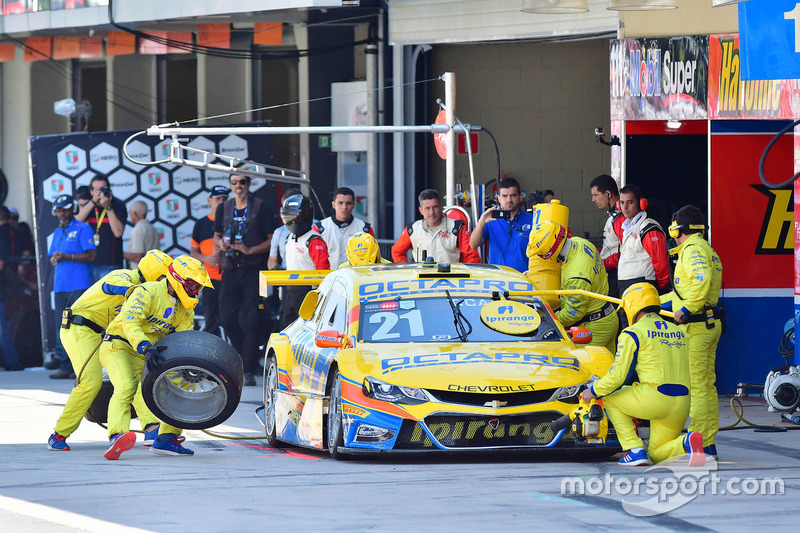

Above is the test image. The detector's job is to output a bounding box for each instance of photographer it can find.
[75,176,126,282]
[469,177,532,272]
[213,174,274,387]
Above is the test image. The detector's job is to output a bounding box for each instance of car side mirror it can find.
[567,326,592,344]
[315,330,345,348]
[298,290,320,320]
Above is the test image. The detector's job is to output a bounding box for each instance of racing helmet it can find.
[166,255,213,310]
[346,232,381,266]
[280,194,314,236]
[138,249,172,282]
[619,282,661,325]
[527,221,567,260]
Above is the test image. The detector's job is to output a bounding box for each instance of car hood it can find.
[350,342,591,390]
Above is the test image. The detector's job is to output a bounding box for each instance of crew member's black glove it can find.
[144,345,168,372]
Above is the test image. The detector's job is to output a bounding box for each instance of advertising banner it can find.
[30,128,278,352]
[708,33,800,120]
[610,35,709,121]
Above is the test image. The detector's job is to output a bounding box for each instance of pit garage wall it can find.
[710,121,793,392]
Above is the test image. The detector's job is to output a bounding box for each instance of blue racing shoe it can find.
[703,444,718,460]
[47,432,70,451]
[618,448,650,466]
[104,431,136,460]
[150,434,194,456]
[684,431,706,467]
[142,424,185,447]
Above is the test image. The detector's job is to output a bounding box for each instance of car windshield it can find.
[359,297,562,343]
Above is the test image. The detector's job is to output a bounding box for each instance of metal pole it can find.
[443,71,456,205]
[366,44,379,234]
[392,44,405,239]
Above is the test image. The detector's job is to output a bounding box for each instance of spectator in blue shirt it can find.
[469,177,533,272]
[48,194,96,379]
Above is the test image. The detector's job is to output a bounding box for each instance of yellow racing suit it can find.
[99,279,194,438]
[557,237,618,352]
[590,313,691,463]
[660,233,723,446]
[53,268,147,438]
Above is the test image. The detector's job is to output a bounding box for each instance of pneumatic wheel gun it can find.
[550,397,609,445]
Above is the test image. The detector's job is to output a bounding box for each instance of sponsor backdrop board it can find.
[30,127,278,353]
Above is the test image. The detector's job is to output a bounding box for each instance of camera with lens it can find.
[100,186,112,198]
[223,228,238,259]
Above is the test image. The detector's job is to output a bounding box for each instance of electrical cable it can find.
[759,118,800,188]
[719,396,800,431]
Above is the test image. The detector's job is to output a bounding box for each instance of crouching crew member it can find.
[98,256,212,459]
[661,205,723,460]
[581,283,705,467]
[48,250,172,452]
[527,221,618,352]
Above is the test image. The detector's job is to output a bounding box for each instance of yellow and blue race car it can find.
[259,262,618,458]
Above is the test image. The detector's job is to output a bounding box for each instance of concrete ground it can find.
[0,367,797,532]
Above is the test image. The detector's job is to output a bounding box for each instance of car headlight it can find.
[557,375,599,401]
[362,377,428,404]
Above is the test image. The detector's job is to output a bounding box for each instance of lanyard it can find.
[235,203,248,237]
[94,206,108,236]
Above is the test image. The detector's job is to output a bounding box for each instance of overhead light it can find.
[711,0,748,6]
[521,0,589,14]
[608,0,678,10]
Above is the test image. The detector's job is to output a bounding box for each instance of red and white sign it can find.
[433,110,447,160]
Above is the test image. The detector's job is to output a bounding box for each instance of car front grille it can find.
[394,412,574,449]
[425,387,557,407]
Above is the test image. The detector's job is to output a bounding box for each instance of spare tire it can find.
[140,331,244,430]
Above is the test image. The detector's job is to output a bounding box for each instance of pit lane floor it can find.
[0,367,796,532]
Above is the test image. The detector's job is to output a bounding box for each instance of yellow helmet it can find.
[619,282,661,325]
[138,249,172,282]
[527,221,567,260]
[346,232,381,265]
[166,255,213,310]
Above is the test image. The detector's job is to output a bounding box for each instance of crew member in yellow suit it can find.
[661,205,723,460]
[581,283,705,467]
[527,221,618,352]
[339,232,391,268]
[47,249,172,452]
[99,255,212,459]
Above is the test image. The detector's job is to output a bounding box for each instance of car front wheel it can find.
[263,355,282,447]
[327,369,345,459]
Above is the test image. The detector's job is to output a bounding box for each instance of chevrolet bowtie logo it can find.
[484,400,508,408]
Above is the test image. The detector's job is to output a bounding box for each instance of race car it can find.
[259,261,618,458]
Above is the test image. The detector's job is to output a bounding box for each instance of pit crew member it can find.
[98,255,212,459]
[469,177,533,272]
[582,282,704,467]
[661,205,723,460]
[319,187,372,268]
[47,250,172,452]
[392,188,480,264]
[280,194,330,328]
[527,221,618,352]
[589,174,623,297]
[617,184,670,296]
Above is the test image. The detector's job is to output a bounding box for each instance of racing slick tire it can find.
[141,330,244,430]
[262,354,283,447]
[327,368,345,459]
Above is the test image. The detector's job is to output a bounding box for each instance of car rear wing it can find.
[259,270,331,297]
[500,289,677,321]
